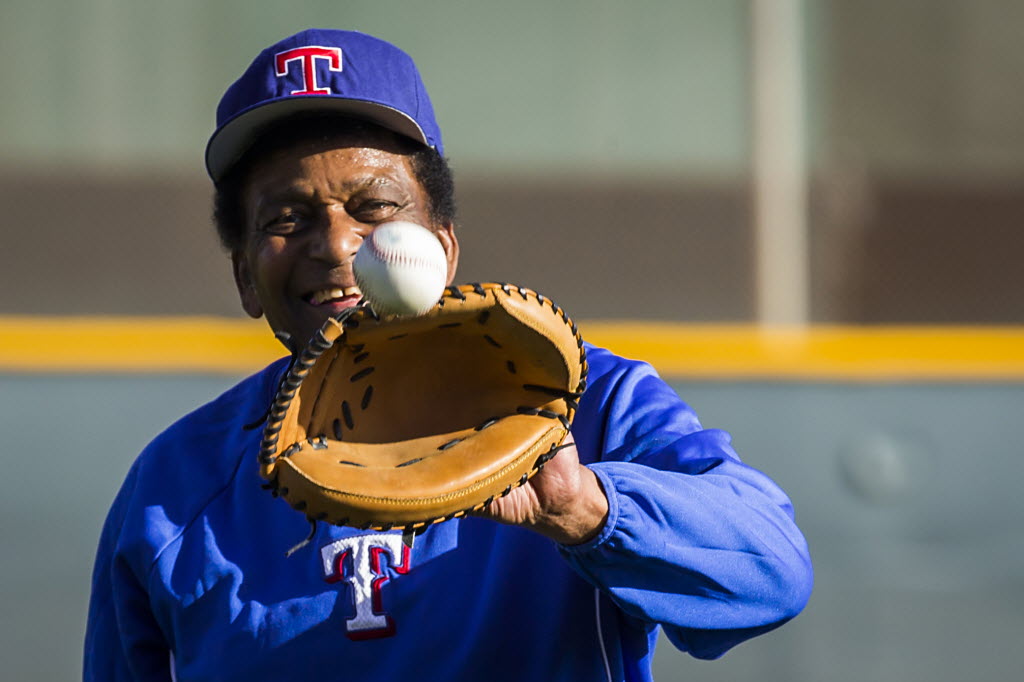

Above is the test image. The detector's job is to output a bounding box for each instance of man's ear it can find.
[231,250,264,319]
[434,222,460,286]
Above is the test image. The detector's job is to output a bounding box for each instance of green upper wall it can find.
[1,0,750,174]
[4,1,1023,177]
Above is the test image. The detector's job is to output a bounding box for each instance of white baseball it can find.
[353,221,448,317]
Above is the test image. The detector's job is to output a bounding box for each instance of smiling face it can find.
[231,129,459,348]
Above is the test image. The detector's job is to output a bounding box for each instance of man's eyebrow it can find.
[252,175,405,213]
[257,185,313,201]
[330,175,400,192]
[251,186,311,216]
[262,175,397,198]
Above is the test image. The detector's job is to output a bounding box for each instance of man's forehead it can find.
[261,140,411,172]
[251,119,416,164]
[241,138,421,210]
[242,123,413,179]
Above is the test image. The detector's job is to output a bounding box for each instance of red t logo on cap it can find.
[275,46,343,95]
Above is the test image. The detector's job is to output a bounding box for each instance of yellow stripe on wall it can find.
[0,317,284,374]
[583,323,1024,382]
[2,316,1024,381]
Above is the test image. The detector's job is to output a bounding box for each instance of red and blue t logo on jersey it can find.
[321,533,411,640]
[275,46,343,95]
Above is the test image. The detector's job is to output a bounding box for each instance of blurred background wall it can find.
[1,1,1022,680]
[4,0,1021,322]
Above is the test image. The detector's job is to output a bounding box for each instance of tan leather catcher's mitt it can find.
[259,283,587,533]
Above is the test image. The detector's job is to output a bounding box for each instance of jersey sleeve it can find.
[560,348,813,660]
[84,461,173,682]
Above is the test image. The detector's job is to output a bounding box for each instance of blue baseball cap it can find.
[205,28,443,183]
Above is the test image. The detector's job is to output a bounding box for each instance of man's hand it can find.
[472,433,609,545]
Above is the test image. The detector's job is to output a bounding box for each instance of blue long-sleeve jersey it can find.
[85,344,812,681]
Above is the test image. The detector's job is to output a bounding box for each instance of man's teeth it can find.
[310,287,362,305]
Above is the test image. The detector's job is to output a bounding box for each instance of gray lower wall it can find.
[3,373,1020,681]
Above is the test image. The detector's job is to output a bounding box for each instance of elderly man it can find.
[85,29,811,682]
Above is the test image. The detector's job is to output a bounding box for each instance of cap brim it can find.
[205,96,431,182]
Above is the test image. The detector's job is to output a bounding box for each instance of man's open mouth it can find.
[306,286,362,306]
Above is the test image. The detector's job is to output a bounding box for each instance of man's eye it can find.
[352,199,399,219]
[264,213,302,233]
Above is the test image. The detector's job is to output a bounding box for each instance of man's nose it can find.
[308,208,368,265]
